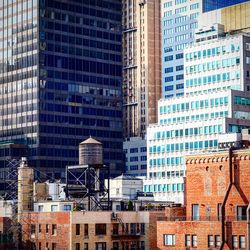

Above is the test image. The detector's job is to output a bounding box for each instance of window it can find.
[165,67,173,73]
[84,224,89,236]
[165,55,173,62]
[52,243,56,250]
[76,224,80,235]
[46,224,49,233]
[113,242,119,250]
[140,241,145,250]
[164,234,175,246]
[95,242,106,250]
[95,224,106,235]
[217,203,222,220]
[39,224,42,233]
[215,235,221,247]
[232,235,238,248]
[192,204,199,221]
[141,223,145,235]
[52,224,57,235]
[237,206,247,220]
[84,243,88,250]
[192,235,197,247]
[63,205,71,211]
[208,235,214,247]
[51,205,58,212]
[31,224,36,234]
[185,235,191,247]
[246,57,250,64]
[239,236,246,248]
[76,243,80,250]
[38,205,44,212]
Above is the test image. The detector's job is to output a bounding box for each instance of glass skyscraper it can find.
[0,0,123,181]
[203,0,249,12]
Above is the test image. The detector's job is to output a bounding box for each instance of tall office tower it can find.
[162,0,202,98]
[202,0,249,12]
[122,0,161,139]
[0,0,123,180]
[144,24,250,203]
[161,0,250,98]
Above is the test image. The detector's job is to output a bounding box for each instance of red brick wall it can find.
[185,151,250,220]
[156,149,250,250]
[149,211,165,250]
[21,212,70,250]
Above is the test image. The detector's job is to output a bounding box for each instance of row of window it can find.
[159,97,228,114]
[234,96,250,106]
[153,125,223,140]
[75,223,145,236]
[185,44,240,61]
[148,170,185,180]
[186,71,241,88]
[186,57,240,74]
[75,241,145,250]
[149,157,185,166]
[129,156,147,162]
[159,111,228,125]
[128,164,147,171]
[44,9,121,34]
[164,234,246,248]
[164,65,184,73]
[163,11,198,21]
[127,147,147,153]
[144,183,184,193]
[149,140,218,156]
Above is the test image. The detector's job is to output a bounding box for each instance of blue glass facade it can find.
[0,0,123,180]
[203,0,249,12]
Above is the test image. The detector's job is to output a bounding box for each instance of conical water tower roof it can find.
[79,136,102,145]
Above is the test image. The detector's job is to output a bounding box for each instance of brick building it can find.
[0,217,14,249]
[21,210,164,250]
[157,148,250,249]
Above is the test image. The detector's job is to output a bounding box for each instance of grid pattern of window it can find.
[0,0,123,180]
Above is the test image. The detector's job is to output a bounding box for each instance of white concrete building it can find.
[144,27,250,203]
[107,174,143,200]
[34,201,74,212]
[123,137,147,177]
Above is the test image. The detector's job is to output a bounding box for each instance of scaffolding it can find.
[65,164,110,211]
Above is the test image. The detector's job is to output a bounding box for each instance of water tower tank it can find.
[79,137,103,165]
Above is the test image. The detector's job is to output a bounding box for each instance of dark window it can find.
[76,224,80,235]
[176,53,183,59]
[165,67,173,73]
[95,242,106,250]
[113,242,119,250]
[46,224,49,233]
[52,243,56,250]
[113,224,119,235]
[52,224,57,235]
[84,224,88,236]
[84,243,88,250]
[76,243,80,250]
[31,224,36,234]
[95,224,106,235]
[237,206,247,220]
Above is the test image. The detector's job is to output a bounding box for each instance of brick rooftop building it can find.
[157,147,250,249]
[21,210,164,250]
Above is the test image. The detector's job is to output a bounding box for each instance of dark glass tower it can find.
[203,0,249,12]
[0,0,123,181]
